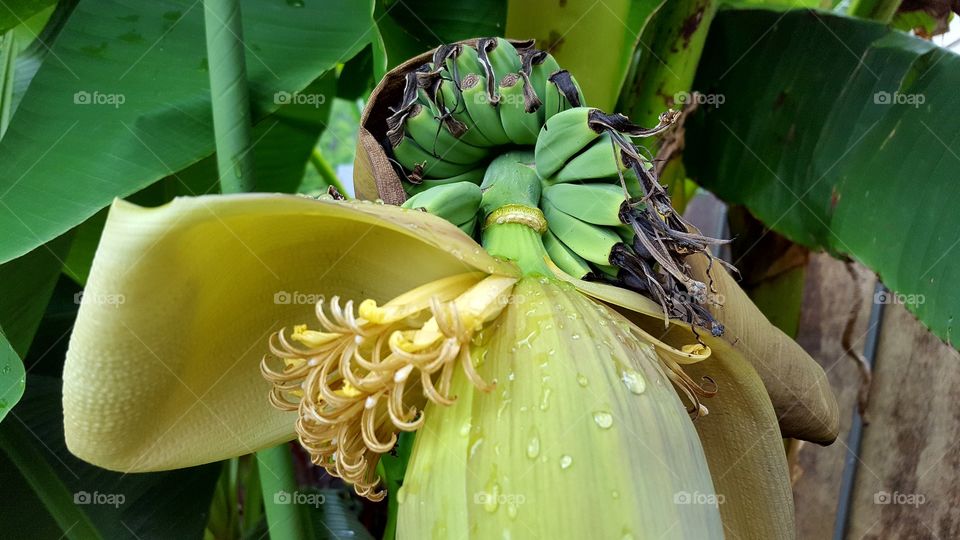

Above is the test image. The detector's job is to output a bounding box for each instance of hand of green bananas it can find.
[389,38,729,337]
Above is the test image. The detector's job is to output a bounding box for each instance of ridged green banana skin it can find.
[552,132,625,182]
[460,74,512,145]
[541,183,626,226]
[498,74,541,145]
[486,38,520,85]
[391,136,477,179]
[405,103,490,164]
[402,168,486,196]
[534,107,600,180]
[543,230,591,279]
[435,78,494,148]
[541,198,620,265]
[401,181,482,225]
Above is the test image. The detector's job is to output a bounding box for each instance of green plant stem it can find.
[309,148,348,195]
[483,221,552,276]
[203,0,255,193]
[848,0,903,22]
[256,444,310,540]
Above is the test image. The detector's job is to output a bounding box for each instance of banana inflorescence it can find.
[382,38,730,345]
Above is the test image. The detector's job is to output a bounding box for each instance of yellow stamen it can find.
[261,273,517,500]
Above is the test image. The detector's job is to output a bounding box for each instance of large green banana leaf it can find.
[0,0,370,266]
[686,8,960,345]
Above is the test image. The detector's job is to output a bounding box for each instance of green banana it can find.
[445,43,482,80]
[543,229,591,279]
[527,52,559,123]
[498,73,541,145]
[481,38,521,88]
[541,197,621,265]
[435,78,495,148]
[405,103,490,164]
[460,73,512,146]
[391,136,477,179]
[552,132,626,183]
[534,107,600,180]
[402,168,486,196]
[541,183,626,226]
[401,181,482,226]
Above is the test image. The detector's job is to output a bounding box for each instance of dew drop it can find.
[539,387,552,411]
[397,485,408,504]
[526,431,540,459]
[559,455,573,469]
[571,333,581,340]
[611,490,620,499]
[460,420,471,437]
[621,369,646,395]
[576,374,589,387]
[470,437,485,458]
[507,504,518,519]
[483,480,500,513]
[593,411,614,429]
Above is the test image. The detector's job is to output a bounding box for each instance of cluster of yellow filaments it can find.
[260,273,517,499]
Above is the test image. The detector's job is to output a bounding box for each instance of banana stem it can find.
[482,221,552,276]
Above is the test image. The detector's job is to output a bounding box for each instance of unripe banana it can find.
[541,198,621,265]
[478,38,521,101]
[402,168,486,196]
[552,132,626,182]
[460,73,512,145]
[541,183,626,226]
[528,52,560,121]
[498,73,541,145]
[391,136,477,179]
[405,103,490,165]
[458,214,479,236]
[534,107,599,180]
[435,78,495,148]
[401,181,482,225]
[444,43,482,80]
[543,229,591,279]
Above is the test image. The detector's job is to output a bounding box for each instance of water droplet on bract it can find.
[507,504,518,519]
[483,478,500,513]
[507,371,515,381]
[460,420,471,437]
[577,374,589,387]
[503,528,513,539]
[560,455,573,469]
[1,364,10,374]
[593,411,614,429]
[286,0,305,6]
[526,431,540,459]
[571,333,581,340]
[397,486,407,504]
[539,387,551,411]
[621,369,646,395]
[611,490,620,499]
[470,437,485,459]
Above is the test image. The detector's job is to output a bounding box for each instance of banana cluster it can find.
[385,38,727,336]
